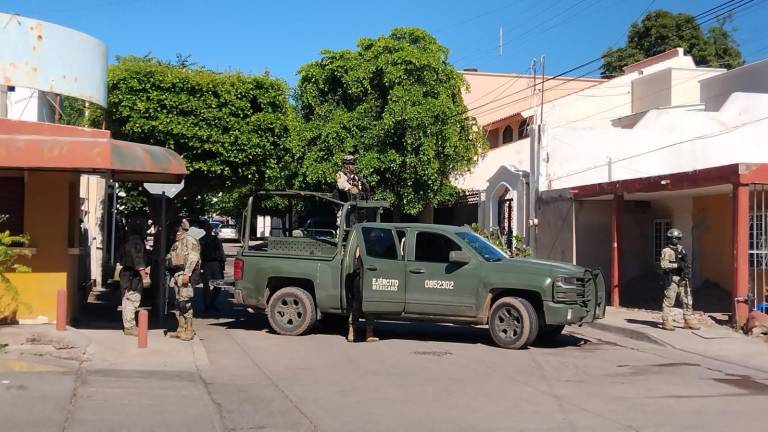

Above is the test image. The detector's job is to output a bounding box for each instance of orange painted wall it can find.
[692,193,732,292]
[7,171,81,322]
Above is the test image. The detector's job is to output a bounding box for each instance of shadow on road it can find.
[209,314,592,349]
[625,318,662,329]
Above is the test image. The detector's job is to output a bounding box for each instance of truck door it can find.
[354,224,406,314]
[405,230,479,317]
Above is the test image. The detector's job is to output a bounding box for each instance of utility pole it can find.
[527,58,538,251]
[0,85,7,118]
[499,26,503,57]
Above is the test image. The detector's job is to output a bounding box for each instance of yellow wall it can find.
[693,194,732,292]
[3,171,81,323]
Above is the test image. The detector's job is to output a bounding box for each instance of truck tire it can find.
[267,287,317,336]
[488,296,539,349]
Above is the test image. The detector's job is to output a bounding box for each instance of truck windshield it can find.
[456,232,508,262]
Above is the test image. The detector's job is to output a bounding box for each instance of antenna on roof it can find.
[499,25,503,57]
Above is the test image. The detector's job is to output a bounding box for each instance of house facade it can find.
[456,48,768,326]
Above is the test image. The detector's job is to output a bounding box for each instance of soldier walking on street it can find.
[120,216,149,336]
[200,221,226,312]
[167,219,201,341]
[660,228,701,331]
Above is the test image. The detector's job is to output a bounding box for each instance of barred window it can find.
[653,219,671,263]
[749,212,768,269]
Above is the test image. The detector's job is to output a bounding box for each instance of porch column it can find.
[611,194,623,306]
[732,184,750,326]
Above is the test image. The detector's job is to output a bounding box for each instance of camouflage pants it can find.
[170,271,194,321]
[662,275,693,321]
[120,269,142,330]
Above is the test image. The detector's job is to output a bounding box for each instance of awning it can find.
[0,118,187,183]
[568,163,768,199]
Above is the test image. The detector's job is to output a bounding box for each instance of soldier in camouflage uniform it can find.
[120,216,149,336]
[167,219,201,341]
[660,228,701,331]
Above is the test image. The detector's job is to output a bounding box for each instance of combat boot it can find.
[181,319,196,341]
[365,324,379,342]
[123,327,138,337]
[346,324,355,343]
[167,316,185,338]
[684,319,701,330]
[661,319,675,331]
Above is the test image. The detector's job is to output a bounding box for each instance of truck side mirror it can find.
[449,250,471,265]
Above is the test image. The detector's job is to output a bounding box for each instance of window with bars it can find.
[749,211,768,269]
[653,219,671,263]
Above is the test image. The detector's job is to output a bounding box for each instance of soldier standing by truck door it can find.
[120,216,149,336]
[347,244,378,343]
[167,219,201,341]
[660,228,701,331]
[200,221,225,312]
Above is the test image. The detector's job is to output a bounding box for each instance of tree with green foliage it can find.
[293,27,485,215]
[0,230,31,324]
[601,11,744,77]
[90,55,296,217]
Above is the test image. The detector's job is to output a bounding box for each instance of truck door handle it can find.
[365,265,378,271]
[409,268,425,274]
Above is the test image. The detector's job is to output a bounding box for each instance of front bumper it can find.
[543,301,589,325]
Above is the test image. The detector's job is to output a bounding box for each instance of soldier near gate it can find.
[120,216,149,336]
[660,228,701,331]
[167,218,201,341]
[200,221,226,312]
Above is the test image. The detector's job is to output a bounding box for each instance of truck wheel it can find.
[536,324,565,343]
[267,287,317,336]
[488,296,539,349]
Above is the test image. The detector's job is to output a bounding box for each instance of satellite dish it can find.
[144,180,184,198]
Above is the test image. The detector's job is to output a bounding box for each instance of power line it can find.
[464,0,758,119]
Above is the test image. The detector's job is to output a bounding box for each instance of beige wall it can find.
[461,71,602,126]
[536,196,575,263]
[631,68,724,113]
[692,194,732,292]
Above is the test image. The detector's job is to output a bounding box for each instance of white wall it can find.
[4,87,57,122]
[701,59,768,111]
[542,93,768,192]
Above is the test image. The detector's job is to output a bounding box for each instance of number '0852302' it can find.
[424,280,454,290]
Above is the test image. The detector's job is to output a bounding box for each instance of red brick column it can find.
[611,194,624,307]
[732,184,750,326]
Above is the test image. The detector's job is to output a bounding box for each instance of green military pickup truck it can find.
[233,192,605,349]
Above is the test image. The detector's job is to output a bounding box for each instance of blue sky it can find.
[3,0,767,84]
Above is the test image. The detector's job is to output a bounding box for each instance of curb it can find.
[584,321,673,348]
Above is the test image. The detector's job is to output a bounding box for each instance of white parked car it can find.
[217,224,239,242]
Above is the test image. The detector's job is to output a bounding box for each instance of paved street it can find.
[2,243,768,431]
[4,311,768,431]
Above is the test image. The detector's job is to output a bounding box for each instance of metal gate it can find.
[498,197,514,252]
[749,184,768,310]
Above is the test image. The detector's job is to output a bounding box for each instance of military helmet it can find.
[667,228,682,239]
[341,155,356,165]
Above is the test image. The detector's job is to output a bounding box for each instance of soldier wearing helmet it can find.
[120,215,149,336]
[166,218,201,341]
[335,155,369,202]
[659,228,700,331]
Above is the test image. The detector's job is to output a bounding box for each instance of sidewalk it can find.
[1,324,221,432]
[586,306,768,373]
